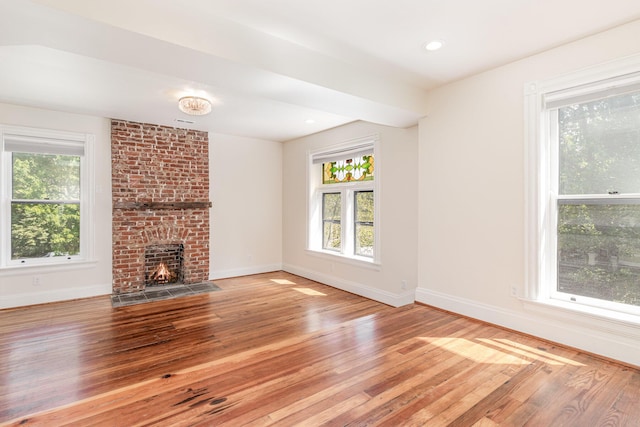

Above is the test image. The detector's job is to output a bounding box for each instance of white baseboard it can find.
[0,283,111,309]
[209,264,283,281]
[283,263,415,307]
[415,286,640,368]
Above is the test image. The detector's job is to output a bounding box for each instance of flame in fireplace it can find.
[150,262,177,284]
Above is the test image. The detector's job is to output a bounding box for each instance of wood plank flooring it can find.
[1,271,639,426]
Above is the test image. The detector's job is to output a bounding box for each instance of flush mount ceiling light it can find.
[424,39,444,51]
[178,96,212,116]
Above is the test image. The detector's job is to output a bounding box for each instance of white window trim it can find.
[524,53,640,324]
[307,135,381,267]
[0,125,95,270]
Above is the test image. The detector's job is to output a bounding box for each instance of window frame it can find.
[0,125,95,269]
[525,55,640,319]
[307,136,380,267]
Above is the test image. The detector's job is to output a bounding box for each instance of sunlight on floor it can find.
[478,338,585,366]
[292,287,327,296]
[270,279,296,285]
[419,337,585,366]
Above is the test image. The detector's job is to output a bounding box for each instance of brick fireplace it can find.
[111,119,210,294]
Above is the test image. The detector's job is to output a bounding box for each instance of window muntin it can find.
[545,83,640,314]
[1,126,92,267]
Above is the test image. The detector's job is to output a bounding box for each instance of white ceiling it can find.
[1,0,640,141]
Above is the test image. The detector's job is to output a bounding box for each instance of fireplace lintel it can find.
[114,201,212,210]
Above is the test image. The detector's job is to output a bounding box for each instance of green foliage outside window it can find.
[322,193,341,251]
[559,93,640,195]
[355,191,374,257]
[11,153,80,259]
[557,91,640,307]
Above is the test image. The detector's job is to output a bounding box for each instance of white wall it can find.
[209,133,283,279]
[282,121,418,306]
[0,103,112,308]
[417,20,640,366]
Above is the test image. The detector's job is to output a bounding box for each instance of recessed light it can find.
[424,40,444,51]
[305,119,316,124]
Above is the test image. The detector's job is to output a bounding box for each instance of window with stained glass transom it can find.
[309,137,378,264]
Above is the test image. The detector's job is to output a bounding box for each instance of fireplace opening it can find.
[145,244,184,286]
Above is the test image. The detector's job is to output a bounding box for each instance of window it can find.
[526,59,640,317]
[322,192,341,251]
[354,190,374,257]
[308,137,379,264]
[1,125,94,267]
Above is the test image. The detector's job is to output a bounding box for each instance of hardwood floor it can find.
[1,271,639,426]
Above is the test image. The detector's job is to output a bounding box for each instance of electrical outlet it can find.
[33,276,41,286]
[510,285,517,297]
[401,280,407,290]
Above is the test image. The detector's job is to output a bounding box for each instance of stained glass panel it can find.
[323,155,374,184]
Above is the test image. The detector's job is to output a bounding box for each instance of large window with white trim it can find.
[308,137,379,264]
[1,125,93,267]
[526,59,640,317]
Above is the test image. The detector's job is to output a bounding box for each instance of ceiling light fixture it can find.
[424,40,444,51]
[178,96,212,116]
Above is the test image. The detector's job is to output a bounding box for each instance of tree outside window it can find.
[11,153,81,259]
[555,90,640,308]
[322,192,341,251]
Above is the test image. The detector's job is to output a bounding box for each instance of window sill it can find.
[305,249,382,271]
[521,297,640,334]
[0,259,99,276]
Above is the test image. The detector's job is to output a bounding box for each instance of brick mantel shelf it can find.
[114,201,212,210]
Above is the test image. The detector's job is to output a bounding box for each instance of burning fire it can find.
[150,262,177,284]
